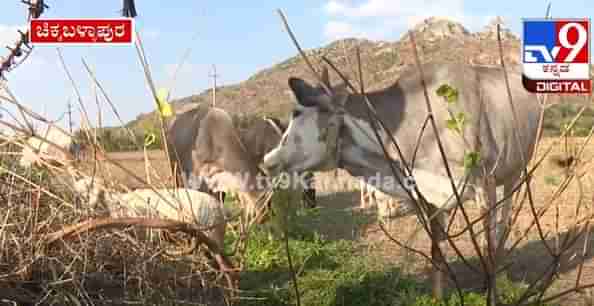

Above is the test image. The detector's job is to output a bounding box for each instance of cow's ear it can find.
[288,77,318,107]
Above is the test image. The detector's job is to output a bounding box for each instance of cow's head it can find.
[263,68,348,176]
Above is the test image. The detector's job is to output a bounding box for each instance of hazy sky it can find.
[0,0,591,129]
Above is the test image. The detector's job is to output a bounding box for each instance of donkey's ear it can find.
[320,66,331,89]
[288,77,318,107]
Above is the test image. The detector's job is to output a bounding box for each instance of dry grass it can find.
[0,151,232,305]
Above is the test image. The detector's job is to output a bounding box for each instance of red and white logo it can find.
[522,18,591,94]
[29,18,134,45]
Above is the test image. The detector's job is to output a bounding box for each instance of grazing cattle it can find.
[165,104,278,201]
[68,172,228,249]
[113,188,228,250]
[263,63,540,294]
[192,108,275,219]
[238,116,286,163]
[166,104,316,208]
[165,103,211,191]
[191,108,312,225]
[255,116,317,209]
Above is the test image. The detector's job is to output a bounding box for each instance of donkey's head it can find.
[263,68,348,176]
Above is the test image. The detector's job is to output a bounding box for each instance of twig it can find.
[56,48,92,133]
[0,1,47,79]
[276,9,332,95]
[282,199,301,306]
[0,84,35,135]
[81,58,140,145]
[167,31,201,97]
[133,30,175,186]
[496,23,551,257]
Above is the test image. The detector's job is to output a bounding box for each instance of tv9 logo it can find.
[522,18,591,94]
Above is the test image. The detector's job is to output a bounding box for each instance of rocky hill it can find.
[126,16,588,131]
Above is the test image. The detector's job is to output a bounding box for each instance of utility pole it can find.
[209,64,219,107]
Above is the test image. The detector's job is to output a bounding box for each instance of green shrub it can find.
[543,103,594,137]
[233,200,560,306]
[73,125,163,152]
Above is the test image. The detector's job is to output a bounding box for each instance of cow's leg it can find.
[308,187,316,208]
[302,172,316,208]
[360,182,377,210]
[480,176,498,305]
[302,188,316,209]
[217,191,226,204]
[359,181,367,209]
[498,175,519,258]
[188,174,212,194]
[377,196,387,219]
[426,204,447,299]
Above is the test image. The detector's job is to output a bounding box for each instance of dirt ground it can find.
[95,137,594,305]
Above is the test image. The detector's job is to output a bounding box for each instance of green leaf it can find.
[455,112,466,128]
[436,84,451,97]
[463,151,481,173]
[436,84,459,104]
[446,118,458,132]
[446,89,459,103]
[446,112,466,133]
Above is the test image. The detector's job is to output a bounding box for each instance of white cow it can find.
[69,173,228,249]
[263,63,540,297]
[264,63,539,241]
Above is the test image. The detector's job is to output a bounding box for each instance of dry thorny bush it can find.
[0,138,233,305]
[0,7,237,301]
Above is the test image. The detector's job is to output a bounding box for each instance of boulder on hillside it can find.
[401,17,471,42]
[476,16,517,41]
